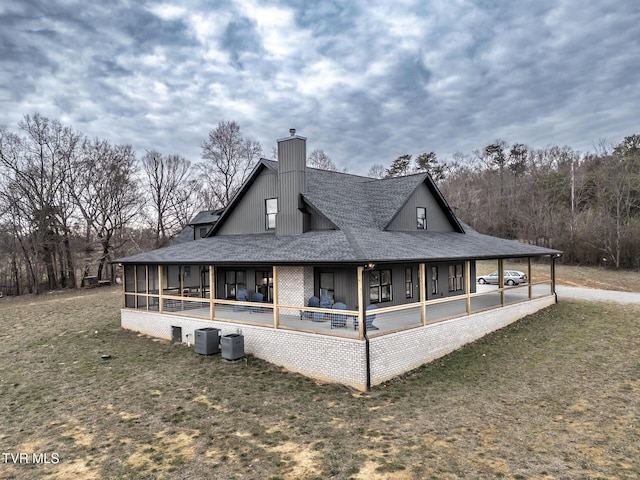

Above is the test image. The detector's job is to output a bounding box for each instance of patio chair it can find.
[234,288,249,311]
[354,304,379,331]
[313,294,332,322]
[250,292,264,313]
[300,296,320,320]
[330,302,347,329]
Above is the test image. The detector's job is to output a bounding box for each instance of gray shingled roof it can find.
[117,224,559,265]
[116,160,561,265]
[303,168,433,230]
[188,210,220,226]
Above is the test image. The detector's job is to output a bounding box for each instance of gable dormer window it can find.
[417,207,427,229]
[265,198,277,230]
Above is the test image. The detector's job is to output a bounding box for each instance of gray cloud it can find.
[0,0,638,173]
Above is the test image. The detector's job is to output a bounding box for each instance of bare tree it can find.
[199,120,262,208]
[594,135,640,268]
[0,114,81,292]
[367,163,386,179]
[307,148,337,171]
[71,138,140,281]
[141,151,201,248]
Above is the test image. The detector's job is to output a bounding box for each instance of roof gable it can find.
[210,159,464,235]
[209,159,277,235]
[304,169,463,233]
[382,174,464,232]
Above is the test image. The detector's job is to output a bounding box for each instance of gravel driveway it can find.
[556,286,640,304]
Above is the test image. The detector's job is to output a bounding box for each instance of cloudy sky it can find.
[1,0,639,174]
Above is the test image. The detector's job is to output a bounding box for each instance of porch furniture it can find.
[354,304,379,331]
[234,288,249,311]
[330,302,347,329]
[313,294,333,322]
[250,292,264,313]
[300,296,320,320]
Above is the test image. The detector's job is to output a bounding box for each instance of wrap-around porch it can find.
[122,257,557,340]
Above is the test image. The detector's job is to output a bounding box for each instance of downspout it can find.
[364,316,371,392]
[360,264,372,391]
[551,253,561,303]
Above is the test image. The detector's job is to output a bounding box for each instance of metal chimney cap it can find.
[289,128,296,136]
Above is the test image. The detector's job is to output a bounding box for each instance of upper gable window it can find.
[265,198,277,230]
[417,207,427,229]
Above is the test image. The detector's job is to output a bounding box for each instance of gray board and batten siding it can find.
[314,261,476,311]
[216,168,278,236]
[386,182,456,232]
[277,134,307,236]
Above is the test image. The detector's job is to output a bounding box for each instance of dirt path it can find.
[556,286,640,304]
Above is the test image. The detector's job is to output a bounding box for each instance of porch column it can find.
[273,266,279,328]
[158,265,164,313]
[528,257,532,299]
[465,260,471,314]
[550,255,556,296]
[209,265,215,320]
[145,265,149,311]
[133,265,137,309]
[357,265,364,340]
[498,259,505,306]
[419,263,426,325]
[121,265,126,308]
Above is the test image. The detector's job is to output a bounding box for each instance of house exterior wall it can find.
[194,225,213,240]
[121,293,555,391]
[314,266,359,308]
[277,266,314,315]
[312,261,478,310]
[214,267,270,300]
[387,183,455,232]
[277,135,307,236]
[216,169,278,235]
[425,261,477,301]
[308,210,335,231]
[120,309,368,389]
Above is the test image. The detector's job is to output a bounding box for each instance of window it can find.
[370,269,392,303]
[255,270,273,302]
[431,266,439,295]
[319,272,335,302]
[405,268,413,298]
[136,265,147,294]
[417,207,427,229]
[448,264,464,292]
[265,198,277,230]
[124,265,135,293]
[224,270,246,299]
[199,227,208,238]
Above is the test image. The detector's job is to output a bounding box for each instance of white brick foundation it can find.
[368,295,556,386]
[121,295,555,391]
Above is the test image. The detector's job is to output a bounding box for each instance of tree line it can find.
[1,112,637,296]
[378,136,640,270]
[0,115,261,295]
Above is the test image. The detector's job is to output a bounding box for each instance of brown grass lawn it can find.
[1,286,639,479]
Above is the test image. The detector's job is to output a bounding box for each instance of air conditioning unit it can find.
[194,328,220,355]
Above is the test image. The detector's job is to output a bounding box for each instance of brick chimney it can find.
[276,129,307,235]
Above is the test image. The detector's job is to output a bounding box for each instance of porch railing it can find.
[123,259,555,339]
[123,280,553,340]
